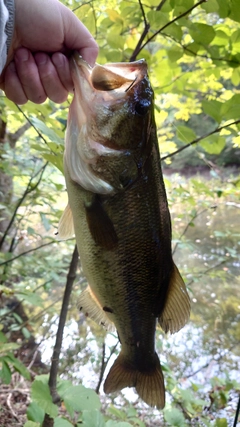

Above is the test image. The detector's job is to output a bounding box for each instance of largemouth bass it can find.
[59,52,190,409]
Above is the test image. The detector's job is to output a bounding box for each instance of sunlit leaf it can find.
[200,135,225,154]
[31,380,58,418]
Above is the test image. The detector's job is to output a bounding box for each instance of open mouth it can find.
[71,52,148,94]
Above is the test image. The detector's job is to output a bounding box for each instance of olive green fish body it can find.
[59,54,190,409]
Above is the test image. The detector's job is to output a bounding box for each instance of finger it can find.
[51,53,73,93]
[35,53,68,103]
[15,48,47,104]
[3,61,28,104]
[59,4,99,66]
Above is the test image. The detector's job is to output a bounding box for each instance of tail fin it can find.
[104,352,165,409]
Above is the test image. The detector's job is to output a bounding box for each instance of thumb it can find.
[59,3,98,66]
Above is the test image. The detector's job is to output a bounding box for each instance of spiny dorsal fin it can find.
[58,204,75,240]
[85,195,118,250]
[158,264,191,334]
[78,285,115,332]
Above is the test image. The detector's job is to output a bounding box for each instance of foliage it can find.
[0,0,240,426]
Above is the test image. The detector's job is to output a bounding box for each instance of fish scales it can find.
[59,53,191,409]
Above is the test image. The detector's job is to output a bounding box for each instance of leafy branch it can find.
[161,119,240,161]
[130,0,207,61]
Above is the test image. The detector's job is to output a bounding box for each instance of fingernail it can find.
[52,53,64,68]
[15,48,29,62]
[35,53,48,66]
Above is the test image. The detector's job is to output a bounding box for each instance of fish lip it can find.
[71,51,148,95]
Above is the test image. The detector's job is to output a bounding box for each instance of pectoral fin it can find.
[85,195,118,250]
[78,285,115,332]
[158,264,191,334]
[58,204,75,240]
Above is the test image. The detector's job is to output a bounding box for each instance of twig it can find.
[95,342,106,394]
[0,240,57,267]
[233,393,240,427]
[42,245,79,427]
[95,341,119,394]
[6,392,18,419]
[0,162,48,251]
[161,119,240,161]
[172,208,209,255]
[156,0,167,11]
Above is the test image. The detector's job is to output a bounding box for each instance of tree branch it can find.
[130,0,150,62]
[161,119,240,161]
[42,245,79,427]
[130,0,207,60]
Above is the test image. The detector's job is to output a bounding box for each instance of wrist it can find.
[3,0,15,54]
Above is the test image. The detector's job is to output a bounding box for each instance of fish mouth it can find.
[71,52,148,99]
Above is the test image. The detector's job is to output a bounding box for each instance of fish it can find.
[58,52,191,409]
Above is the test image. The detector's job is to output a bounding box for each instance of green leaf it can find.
[61,384,101,416]
[164,407,186,426]
[42,153,64,173]
[108,405,126,419]
[5,354,31,380]
[216,0,229,17]
[202,100,223,123]
[27,401,45,424]
[189,24,215,45]
[229,0,240,23]
[0,360,11,384]
[16,292,43,307]
[30,117,64,145]
[168,48,183,62]
[200,135,225,154]
[31,380,58,418]
[0,342,20,355]
[105,422,133,427]
[215,418,228,427]
[176,126,196,143]
[54,418,74,427]
[24,422,40,427]
[81,410,105,427]
[147,10,169,29]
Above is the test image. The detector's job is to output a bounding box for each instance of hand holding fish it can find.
[0,0,98,104]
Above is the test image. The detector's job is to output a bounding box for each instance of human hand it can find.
[0,0,98,104]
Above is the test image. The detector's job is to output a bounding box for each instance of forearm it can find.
[0,0,15,74]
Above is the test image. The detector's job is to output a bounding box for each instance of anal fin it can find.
[78,285,115,332]
[58,203,75,240]
[104,352,165,409]
[158,263,191,334]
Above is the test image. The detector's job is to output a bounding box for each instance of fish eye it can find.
[135,100,150,116]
